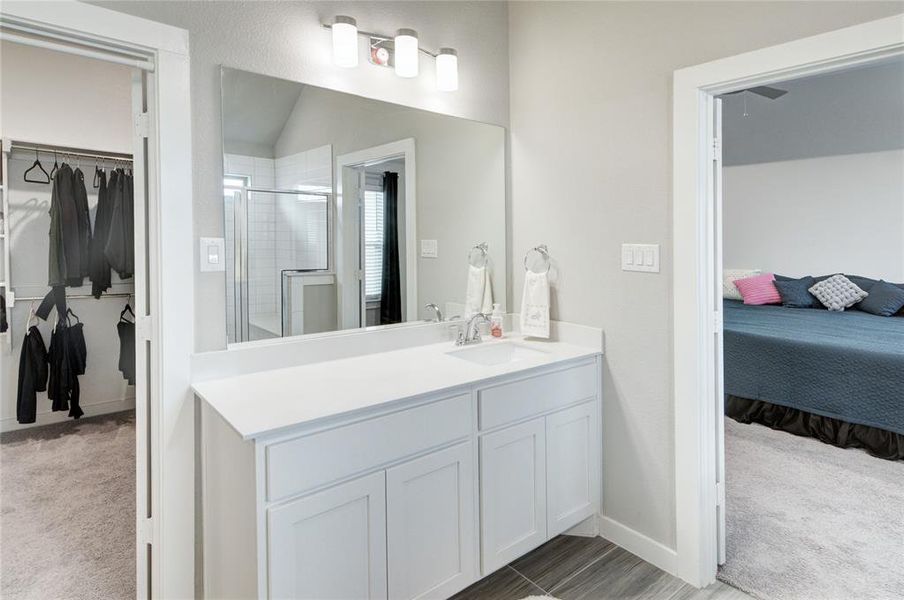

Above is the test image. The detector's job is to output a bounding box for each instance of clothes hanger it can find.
[93,158,102,188]
[50,151,60,179]
[24,149,51,184]
[25,302,39,335]
[120,302,135,323]
[66,307,80,324]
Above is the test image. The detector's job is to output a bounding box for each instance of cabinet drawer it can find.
[267,393,471,501]
[478,362,597,430]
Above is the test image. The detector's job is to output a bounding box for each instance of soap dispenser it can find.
[490,303,504,338]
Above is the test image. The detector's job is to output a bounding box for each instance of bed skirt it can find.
[725,395,904,461]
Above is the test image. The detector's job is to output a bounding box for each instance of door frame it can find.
[672,13,904,587]
[0,2,195,598]
[336,138,418,328]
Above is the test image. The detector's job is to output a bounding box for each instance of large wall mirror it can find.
[221,67,506,344]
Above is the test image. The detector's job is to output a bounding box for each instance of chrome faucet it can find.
[424,303,443,322]
[456,313,491,346]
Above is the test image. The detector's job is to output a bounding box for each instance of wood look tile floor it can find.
[451,536,751,600]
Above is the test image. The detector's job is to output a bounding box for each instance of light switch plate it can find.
[199,237,226,272]
[621,243,660,273]
[421,239,438,258]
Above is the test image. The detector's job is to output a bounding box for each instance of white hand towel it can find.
[520,270,550,339]
[465,265,493,317]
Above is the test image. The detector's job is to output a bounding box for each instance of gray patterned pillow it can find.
[808,274,868,312]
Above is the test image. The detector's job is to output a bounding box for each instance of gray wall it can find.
[274,85,506,321]
[723,60,904,166]
[723,61,904,281]
[93,0,511,352]
[508,1,904,550]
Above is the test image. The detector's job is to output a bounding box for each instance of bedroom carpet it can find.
[0,411,135,600]
[719,418,904,600]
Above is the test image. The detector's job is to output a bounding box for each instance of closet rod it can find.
[0,31,155,72]
[14,292,133,302]
[9,142,133,164]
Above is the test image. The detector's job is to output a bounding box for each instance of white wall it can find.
[91,0,511,352]
[724,151,904,280]
[0,40,132,152]
[508,1,904,553]
[0,41,135,430]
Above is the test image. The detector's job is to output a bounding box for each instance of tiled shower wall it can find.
[224,146,331,340]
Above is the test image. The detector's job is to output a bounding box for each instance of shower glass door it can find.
[225,180,330,343]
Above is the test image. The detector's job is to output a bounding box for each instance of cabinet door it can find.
[268,472,387,600]
[546,401,600,537]
[387,443,477,600]
[479,419,547,574]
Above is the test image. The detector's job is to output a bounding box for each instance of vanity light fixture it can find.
[331,16,358,68]
[393,29,419,78]
[436,48,458,91]
[323,18,458,91]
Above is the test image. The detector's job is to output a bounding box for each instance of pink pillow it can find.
[733,273,781,305]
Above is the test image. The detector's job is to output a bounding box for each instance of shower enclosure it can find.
[224,178,331,343]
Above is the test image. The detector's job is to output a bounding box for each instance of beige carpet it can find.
[719,418,904,600]
[1,411,135,600]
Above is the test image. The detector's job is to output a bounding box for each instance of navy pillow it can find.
[857,280,904,317]
[773,276,818,308]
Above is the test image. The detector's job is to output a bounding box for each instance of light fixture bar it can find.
[322,23,438,58]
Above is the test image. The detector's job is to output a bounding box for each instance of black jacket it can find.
[104,170,134,280]
[17,326,48,424]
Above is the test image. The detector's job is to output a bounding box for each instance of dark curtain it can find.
[379,171,402,325]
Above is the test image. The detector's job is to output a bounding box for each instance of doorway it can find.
[672,13,904,589]
[0,4,194,598]
[336,139,418,330]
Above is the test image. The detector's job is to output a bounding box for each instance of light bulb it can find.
[436,48,458,91]
[332,16,358,68]
[394,28,419,78]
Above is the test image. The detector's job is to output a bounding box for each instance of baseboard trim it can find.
[599,515,678,576]
[1,397,135,433]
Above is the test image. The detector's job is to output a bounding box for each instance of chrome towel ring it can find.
[468,242,489,268]
[523,245,550,274]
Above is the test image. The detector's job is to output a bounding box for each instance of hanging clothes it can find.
[0,294,7,333]
[73,167,92,281]
[47,310,87,419]
[117,304,136,385]
[16,324,49,425]
[104,169,134,280]
[48,163,92,287]
[89,169,113,298]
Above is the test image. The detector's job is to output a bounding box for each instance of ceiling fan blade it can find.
[747,86,788,99]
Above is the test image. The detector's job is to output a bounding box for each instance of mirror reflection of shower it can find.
[223,150,332,343]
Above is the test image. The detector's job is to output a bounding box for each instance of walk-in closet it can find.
[0,38,141,599]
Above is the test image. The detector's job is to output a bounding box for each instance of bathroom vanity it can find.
[195,331,603,599]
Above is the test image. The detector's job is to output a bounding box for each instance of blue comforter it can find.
[723,301,904,435]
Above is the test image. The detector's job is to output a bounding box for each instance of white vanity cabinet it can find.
[200,355,601,600]
[477,362,601,574]
[268,472,388,600]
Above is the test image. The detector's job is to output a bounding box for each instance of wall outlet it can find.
[199,237,226,272]
[621,243,660,273]
[421,239,438,258]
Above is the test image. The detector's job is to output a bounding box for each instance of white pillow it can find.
[808,274,868,312]
[723,269,761,301]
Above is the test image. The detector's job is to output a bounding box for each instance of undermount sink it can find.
[446,341,549,366]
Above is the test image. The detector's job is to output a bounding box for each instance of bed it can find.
[723,300,904,459]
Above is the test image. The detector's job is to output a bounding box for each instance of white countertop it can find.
[193,335,601,440]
